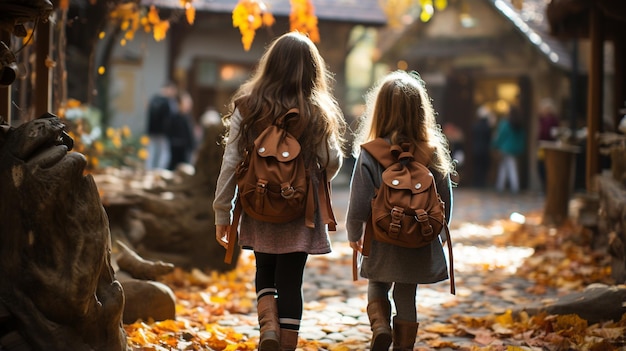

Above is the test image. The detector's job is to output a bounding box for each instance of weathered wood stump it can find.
[99,123,241,272]
[541,141,580,226]
[0,115,127,350]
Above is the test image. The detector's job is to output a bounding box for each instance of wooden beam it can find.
[614,34,625,128]
[0,31,11,124]
[34,19,52,118]
[586,4,604,192]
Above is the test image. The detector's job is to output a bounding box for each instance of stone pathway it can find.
[221,186,551,350]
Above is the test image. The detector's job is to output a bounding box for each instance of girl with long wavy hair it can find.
[346,70,455,350]
[213,31,346,351]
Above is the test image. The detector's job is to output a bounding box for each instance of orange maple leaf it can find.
[289,0,320,42]
[232,0,275,51]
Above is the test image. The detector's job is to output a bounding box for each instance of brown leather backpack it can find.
[223,108,337,264]
[358,138,455,294]
[236,108,308,223]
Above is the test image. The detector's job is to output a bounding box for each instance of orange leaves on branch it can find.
[146,6,170,42]
[379,0,448,26]
[289,0,320,43]
[109,3,141,45]
[231,0,321,50]
[110,3,189,44]
[379,0,414,28]
[232,0,275,51]
[180,0,197,25]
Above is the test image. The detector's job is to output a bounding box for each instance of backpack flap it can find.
[254,125,301,162]
[381,162,433,193]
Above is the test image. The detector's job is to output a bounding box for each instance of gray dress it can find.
[213,109,343,255]
[346,149,453,284]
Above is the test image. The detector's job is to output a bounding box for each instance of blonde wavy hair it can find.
[352,70,455,177]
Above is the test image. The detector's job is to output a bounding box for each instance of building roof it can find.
[546,0,626,40]
[487,0,572,71]
[145,0,387,25]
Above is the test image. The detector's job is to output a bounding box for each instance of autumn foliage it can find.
[232,0,276,51]
[104,0,321,51]
[122,210,626,350]
[289,0,320,43]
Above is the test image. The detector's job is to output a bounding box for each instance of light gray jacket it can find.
[213,109,343,254]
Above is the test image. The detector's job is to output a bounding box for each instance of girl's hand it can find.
[349,239,363,253]
[215,225,230,249]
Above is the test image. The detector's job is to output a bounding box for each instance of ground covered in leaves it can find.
[124,209,626,350]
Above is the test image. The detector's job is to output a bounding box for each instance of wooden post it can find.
[542,142,581,226]
[0,31,11,124]
[34,19,52,118]
[614,33,625,127]
[586,4,604,192]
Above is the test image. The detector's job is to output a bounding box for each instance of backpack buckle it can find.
[390,207,404,220]
[280,182,295,199]
[389,207,404,236]
[415,210,434,237]
[256,180,268,194]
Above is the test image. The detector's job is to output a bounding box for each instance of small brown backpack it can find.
[359,138,455,294]
[236,108,308,223]
[362,138,445,248]
[223,108,336,264]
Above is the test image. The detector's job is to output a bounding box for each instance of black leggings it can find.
[255,251,308,330]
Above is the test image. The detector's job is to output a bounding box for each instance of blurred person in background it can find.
[536,98,560,191]
[167,91,196,170]
[492,101,525,194]
[471,104,494,188]
[146,81,178,169]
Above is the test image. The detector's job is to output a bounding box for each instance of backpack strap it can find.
[361,138,395,168]
[443,223,455,295]
[224,197,242,264]
[275,108,305,139]
[359,137,397,259]
[305,166,337,231]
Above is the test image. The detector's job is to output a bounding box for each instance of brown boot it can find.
[392,317,418,351]
[367,299,392,351]
[279,328,298,351]
[257,295,280,351]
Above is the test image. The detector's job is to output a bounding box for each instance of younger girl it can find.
[213,32,345,351]
[346,70,454,350]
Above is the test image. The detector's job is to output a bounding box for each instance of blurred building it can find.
[104,0,386,139]
[103,0,625,191]
[374,0,580,191]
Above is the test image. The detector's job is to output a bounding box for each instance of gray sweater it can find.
[346,149,453,284]
[213,109,343,254]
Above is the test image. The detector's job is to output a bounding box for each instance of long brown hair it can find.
[353,70,454,177]
[222,31,345,165]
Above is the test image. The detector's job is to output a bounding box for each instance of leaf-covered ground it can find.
[124,201,626,350]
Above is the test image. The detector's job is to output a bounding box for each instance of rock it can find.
[523,284,626,324]
[121,279,176,324]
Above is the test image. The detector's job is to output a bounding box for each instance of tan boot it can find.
[392,317,418,351]
[279,328,298,351]
[367,299,392,351]
[257,295,280,351]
